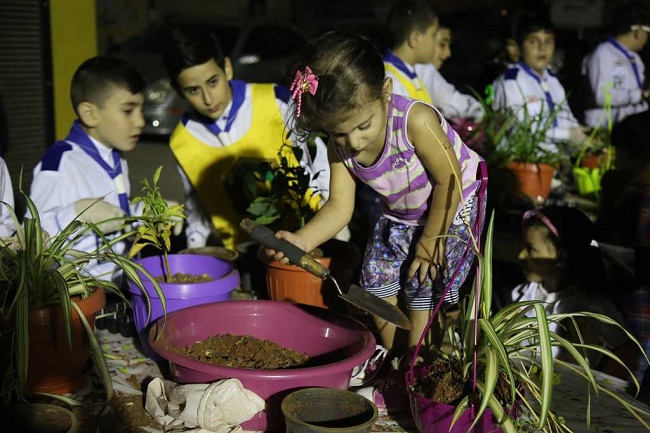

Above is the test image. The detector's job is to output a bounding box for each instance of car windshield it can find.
[125,23,240,56]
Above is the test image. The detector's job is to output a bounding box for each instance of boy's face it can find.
[413,21,439,64]
[177,58,233,120]
[521,30,555,75]
[85,86,145,152]
[431,27,451,69]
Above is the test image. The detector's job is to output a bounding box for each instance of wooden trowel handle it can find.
[240,219,330,280]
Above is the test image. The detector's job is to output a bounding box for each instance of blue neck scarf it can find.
[64,120,130,215]
[518,61,558,127]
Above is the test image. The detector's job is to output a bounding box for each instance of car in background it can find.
[113,19,307,137]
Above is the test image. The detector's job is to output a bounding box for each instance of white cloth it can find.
[144,377,265,433]
[492,63,580,153]
[0,156,14,236]
[178,82,330,249]
[30,134,141,281]
[510,281,629,358]
[582,40,649,127]
[414,63,484,121]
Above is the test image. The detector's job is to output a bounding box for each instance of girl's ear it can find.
[382,77,393,101]
[77,102,99,127]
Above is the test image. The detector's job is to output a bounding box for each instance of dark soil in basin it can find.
[174,334,309,369]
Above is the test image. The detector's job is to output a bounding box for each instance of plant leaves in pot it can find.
[0,185,165,406]
[406,213,650,432]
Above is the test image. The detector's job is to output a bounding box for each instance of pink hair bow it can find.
[290,66,319,117]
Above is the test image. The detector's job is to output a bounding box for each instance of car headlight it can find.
[145,79,172,104]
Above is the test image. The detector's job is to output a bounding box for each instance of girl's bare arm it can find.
[270,144,356,261]
[407,103,462,283]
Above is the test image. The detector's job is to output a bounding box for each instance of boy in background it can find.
[30,56,153,281]
[163,25,329,251]
[492,13,588,153]
[582,2,650,127]
[415,15,484,121]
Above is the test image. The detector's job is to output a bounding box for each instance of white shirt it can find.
[415,63,484,121]
[492,63,580,152]
[30,135,139,281]
[0,156,14,236]
[582,39,648,127]
[511,281,628,358]
[178,82,330,249]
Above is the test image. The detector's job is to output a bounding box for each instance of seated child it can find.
[30,56,149,281]
[492,13,588,154]
[162,25,329,251]
[511,205,632,372]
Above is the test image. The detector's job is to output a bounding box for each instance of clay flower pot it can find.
[508,161,555,202]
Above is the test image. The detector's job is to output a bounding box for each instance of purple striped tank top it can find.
[334,94,483,225]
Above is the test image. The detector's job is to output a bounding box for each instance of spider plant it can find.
[411,212,650,432]
[409,123,650,432]
[0,188,164,405]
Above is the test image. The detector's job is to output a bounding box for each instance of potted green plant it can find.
[475,85,568,203]
[0,186,164,406]
[406,213,650,432]
[125,166,239,358]
[244,140,360,308]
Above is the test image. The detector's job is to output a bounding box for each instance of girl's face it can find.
[326,80,392,162]
[177,58,233,120]
[518,225,559,283]
[521,30,555,75]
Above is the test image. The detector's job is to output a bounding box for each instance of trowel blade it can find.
[339,284,413,330]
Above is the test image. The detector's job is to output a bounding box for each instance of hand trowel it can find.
[240,218,412,330]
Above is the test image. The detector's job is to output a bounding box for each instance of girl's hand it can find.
[264,230,309,265]
[408,236,446,284]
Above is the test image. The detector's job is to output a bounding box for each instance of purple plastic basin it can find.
[128,254,239,357]
[149,300,376,432]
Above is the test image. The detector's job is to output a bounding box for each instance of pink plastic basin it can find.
[149,300,376,432]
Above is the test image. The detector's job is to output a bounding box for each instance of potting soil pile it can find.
[175,334,309,369]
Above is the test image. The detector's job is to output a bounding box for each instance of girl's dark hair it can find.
[162,25,226,92]
[515,12,555,46]
[523,205,606,293]
[70,56,145,115]
[290,31,386,135]
[386,0,438,50]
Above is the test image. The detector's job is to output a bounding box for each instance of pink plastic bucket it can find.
[128,254,239,357]
[149,300,376,431]
[406,366,505,433]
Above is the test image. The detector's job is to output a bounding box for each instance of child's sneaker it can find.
[349,345,389,387]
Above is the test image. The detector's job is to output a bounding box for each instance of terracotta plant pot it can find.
[282,387,378,433]
[507,161,555,202]
[266,239,362,309]
[26,287,106,394]
[2,403,78,433]
[266,257,332,308]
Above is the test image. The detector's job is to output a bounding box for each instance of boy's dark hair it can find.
[70,56,145,115]
[611,2,650,36]
[515,12,555,46]
[386,0,438,49]
[523,205,606,293]
[290,31,385,135]
[162,25,226,92]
